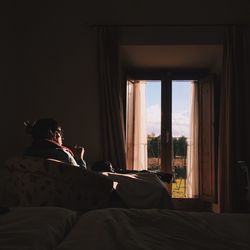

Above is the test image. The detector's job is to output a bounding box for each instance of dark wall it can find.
[1,1,249,166]
[1,3,101,165]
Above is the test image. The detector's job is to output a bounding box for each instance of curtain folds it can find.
[97,27,126,170]
[126,81,147,171]
[218,25,250,212]
[186,81,199,198]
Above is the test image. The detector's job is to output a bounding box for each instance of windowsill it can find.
[172,198,212,212]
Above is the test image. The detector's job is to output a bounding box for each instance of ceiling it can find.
[120,45,223,72]
[76,0,250,26]
[10,1,250,27]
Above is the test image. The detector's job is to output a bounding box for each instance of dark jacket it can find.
[24,139,86,169]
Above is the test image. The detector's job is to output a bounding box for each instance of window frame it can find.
[125,69,215,204]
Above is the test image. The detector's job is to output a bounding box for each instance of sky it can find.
[146,80,192,138]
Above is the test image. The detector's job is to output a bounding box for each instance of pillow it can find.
[0,206,77,249]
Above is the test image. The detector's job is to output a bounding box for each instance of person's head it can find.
[24,118,63,145]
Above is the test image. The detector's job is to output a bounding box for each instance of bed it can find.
[1,157,250,249]
[1,206,250,250]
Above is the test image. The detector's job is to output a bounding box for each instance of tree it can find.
[147,135,188,159]
[147,135,161,157]
[173,136,188,158]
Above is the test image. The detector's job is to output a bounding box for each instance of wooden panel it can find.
[199,77,215,202]
[161,79,172,174]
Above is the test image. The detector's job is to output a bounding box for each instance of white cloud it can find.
[172,112,190,137]
[147,104,161,136]
[146,105,190,137]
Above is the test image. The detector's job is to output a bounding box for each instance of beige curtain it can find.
[126,80,147,170]
[186,81,199,198]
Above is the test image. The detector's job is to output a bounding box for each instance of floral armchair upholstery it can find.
[0,156,113,211]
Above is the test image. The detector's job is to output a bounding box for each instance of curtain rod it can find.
[83,22,249,28]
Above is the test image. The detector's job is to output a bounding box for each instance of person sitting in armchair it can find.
[24,118,87,170]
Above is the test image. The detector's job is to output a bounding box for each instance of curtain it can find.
[97,27,126,170]
[186,81,199,198]
[218,26,250,212]
[126,80,147,170]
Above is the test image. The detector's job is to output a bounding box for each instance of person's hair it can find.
[24,118,60,140]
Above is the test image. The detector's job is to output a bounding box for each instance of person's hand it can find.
[72,145,85,160]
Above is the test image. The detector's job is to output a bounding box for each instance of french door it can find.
[126,73,215,200]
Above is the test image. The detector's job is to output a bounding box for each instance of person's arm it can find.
[75,158,87,170]
[71,146,87,170]
[59,148,86,169]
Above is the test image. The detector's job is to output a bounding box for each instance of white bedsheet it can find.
[102,172,172,208]
[0,207,77,250]
[56,208,250,250]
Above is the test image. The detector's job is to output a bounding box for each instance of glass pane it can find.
[146,80,161,171]
[171,80,192,198]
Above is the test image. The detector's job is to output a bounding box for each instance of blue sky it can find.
[146,80,192,137]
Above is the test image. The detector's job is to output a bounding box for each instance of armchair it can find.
[0,156,113,211]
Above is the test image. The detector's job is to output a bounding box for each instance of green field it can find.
[172,178,186,198]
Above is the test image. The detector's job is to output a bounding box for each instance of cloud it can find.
[146,105,190,137]
[172,112,190,137]
[147,104,161,136]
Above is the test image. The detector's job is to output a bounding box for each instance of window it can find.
[126,73,215,200]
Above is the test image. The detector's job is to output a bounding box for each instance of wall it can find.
[0,3,101,166]
[119,26,224,74]
[1,1,249,166]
